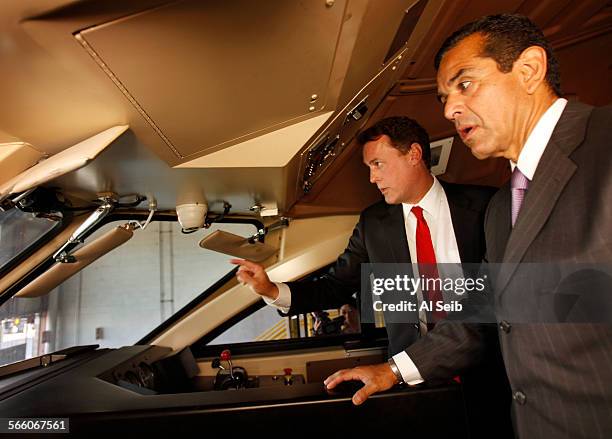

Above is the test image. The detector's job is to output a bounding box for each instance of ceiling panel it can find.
[77,0,347,159]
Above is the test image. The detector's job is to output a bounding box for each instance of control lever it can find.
[220,349,234,380]
[212,349,249,390]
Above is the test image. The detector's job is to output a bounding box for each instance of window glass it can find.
[209,303,361,346]
[0,220,257,366]
[0,209,60,272]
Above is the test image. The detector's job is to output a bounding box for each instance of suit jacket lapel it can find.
[496,101,590,293]
[378,204,411,263]
[486,182,511,262]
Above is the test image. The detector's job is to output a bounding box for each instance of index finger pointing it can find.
[230,259,260,270]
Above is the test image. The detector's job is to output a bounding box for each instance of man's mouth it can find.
[458,125,477,141]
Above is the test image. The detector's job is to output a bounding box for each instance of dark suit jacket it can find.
[286,181,495,355]
[406,102,612,438]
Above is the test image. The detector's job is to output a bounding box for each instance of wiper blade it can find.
[0,344,99,378]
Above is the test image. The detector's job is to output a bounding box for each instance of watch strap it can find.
[388,357,404,385]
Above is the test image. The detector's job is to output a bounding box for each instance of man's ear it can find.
[408,143,423,164]
[515,45,548,95]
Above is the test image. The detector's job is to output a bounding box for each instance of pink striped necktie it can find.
[511,167,530,227]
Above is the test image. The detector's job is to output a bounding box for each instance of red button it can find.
[283,368,292,376]
[220,349,231,361]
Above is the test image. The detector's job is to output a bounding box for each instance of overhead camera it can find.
[176,202,208,232]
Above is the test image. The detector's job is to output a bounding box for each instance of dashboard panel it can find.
[0,344,470,434]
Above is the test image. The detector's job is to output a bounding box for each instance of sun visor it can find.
[16,225,134,298]
[0,125,129,199]
[199,230,277,262]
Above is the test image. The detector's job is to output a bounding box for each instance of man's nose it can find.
[444,94,463,122]
[369,168,379,184]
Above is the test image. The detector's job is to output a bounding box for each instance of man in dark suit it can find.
[325,13,612,439]
[232,116,494,356]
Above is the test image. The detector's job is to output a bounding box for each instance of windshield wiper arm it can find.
[0,344,99,378]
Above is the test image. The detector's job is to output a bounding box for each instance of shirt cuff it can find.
[392,351,424,385]
[262,282,291,313]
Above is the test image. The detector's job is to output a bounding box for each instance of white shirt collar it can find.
[511,98,568,179]
[401,175,442,219]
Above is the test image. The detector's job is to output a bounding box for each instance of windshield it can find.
[0,219,258,366]
[0,208,60,273]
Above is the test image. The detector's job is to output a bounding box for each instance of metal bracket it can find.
[345,95,369,123]
[249,202,278,217]
[249,217,289,243]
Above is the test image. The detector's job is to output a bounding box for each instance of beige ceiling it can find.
[0,0,429,213]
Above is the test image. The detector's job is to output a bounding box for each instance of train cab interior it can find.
[0,0,610,434]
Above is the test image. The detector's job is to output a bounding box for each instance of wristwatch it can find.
[388,357,405,385]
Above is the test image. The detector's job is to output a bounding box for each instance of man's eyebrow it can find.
[437,67,474,103]
[447,67,469,86]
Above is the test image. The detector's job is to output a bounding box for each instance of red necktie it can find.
[411,206,447,323]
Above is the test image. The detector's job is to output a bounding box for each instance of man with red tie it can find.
[233,116,493,353]
[232,117,508,422]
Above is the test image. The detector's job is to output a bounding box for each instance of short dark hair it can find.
[434,14,562,97]
[357,116,431,168]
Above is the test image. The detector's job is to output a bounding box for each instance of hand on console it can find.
[323,363,398,406]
